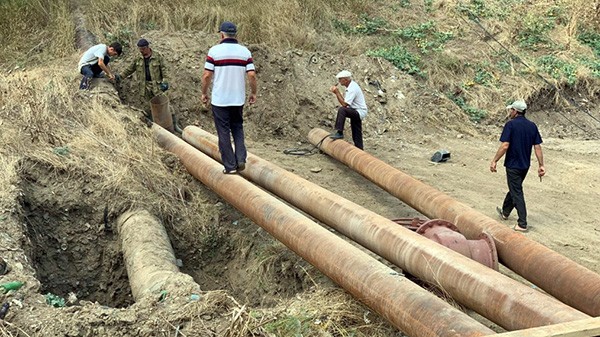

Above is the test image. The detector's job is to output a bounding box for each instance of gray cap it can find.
[506,100,527,112]
[335,70,352,78]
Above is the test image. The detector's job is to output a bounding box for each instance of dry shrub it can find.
[259,287,401,337]
[0,0,76,68]
[80,0,370,51]
[1,64,219,246]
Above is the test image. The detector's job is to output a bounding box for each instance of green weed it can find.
[577,30,600,57]
[367,45,424,77]
[103,25,134,47]
[579,57,600,78]
[395,21,454,54]
[424,0,433,12]
[447,94,488,122]
[536,55,577,85]
[473,64,495,86]
[516,11,558,50]
[265,312,313,336]
[354,14,387,35]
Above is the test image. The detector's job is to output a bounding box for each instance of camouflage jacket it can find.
[121,49,170,97]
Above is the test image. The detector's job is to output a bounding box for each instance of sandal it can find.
[496,206,508,220]
[513,224,528,232]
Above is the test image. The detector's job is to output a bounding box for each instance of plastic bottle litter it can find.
[0,303,9,320]
[0,257,8,275]
[0,281,24,293]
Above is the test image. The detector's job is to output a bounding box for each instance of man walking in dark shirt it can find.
[490,100,545,232]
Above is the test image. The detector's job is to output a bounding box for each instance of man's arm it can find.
[97,57,114,80]
[247,70,257,104]
[534,144,545,177]
[329,86,348,107]
[120,59,137,79]
[201,69,213,105]
[490,142,509,172]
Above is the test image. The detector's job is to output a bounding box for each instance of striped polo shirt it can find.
[204,38,255,107]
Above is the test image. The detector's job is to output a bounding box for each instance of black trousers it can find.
[502,168,529,228]
[212,105,247,172]
[334,106,363,150]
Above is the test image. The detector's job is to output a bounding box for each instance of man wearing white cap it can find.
[490,99,545,232]
[329,70,368,150]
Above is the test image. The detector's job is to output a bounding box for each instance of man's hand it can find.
[248,94,257,105]
[159,82,169,92]
[490,160,497,173]
[201,94,209,106]
[330,85,339,94]
[538,165,546,178]
[107,73,115,81]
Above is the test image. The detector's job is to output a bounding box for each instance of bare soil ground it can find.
[0,30,599,336]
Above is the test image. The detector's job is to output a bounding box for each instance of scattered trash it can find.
[0,257,9,275]
[1,281,24,293]
[45,293,66,307]
[158,290,168,302]
[189,294,200,301]
[52,146,70,156]
[0,303,9,320]
[430,149,451,163]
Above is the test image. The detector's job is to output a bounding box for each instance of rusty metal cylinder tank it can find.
[150,94,174,132]
[307,127,600,317]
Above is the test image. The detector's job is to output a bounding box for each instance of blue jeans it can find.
[212,105,247,172]
[79,55,110,89]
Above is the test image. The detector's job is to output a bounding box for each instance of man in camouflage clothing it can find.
[120,38,172,123]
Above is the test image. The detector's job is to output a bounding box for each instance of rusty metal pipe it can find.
[182,126,589,331]
[116,210,200,301]
[307,127,600,317]
[154,125,495,337]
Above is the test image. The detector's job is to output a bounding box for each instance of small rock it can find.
[310,167,322,173]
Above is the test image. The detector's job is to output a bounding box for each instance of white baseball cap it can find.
[506,100,527,112]
[335,70,352,79]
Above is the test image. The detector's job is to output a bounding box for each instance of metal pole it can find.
[153,124,495,337]
[182,126,589,331]
[307,127,600,317]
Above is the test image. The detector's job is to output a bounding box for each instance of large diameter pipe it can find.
[154,125,495,337]
[182,126,589,331]
[117,210,200,301]
[307,127,600,317]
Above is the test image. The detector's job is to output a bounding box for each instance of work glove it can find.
[159,82,169,92]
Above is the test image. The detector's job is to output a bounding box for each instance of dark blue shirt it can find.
[500,115,543,170]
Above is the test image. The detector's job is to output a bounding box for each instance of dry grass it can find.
[0,62,219,247]
[0,0,76,69]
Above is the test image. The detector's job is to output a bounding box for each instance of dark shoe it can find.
[513,224,528,232]
[223,169,237,174]
[79,77,92,90]
[329,131,343,140]
[496,206,508,220]
[237,162,246,171]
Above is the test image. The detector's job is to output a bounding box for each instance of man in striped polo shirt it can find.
[201,21,258,174]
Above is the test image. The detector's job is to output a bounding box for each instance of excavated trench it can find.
[18,159,134,307]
